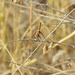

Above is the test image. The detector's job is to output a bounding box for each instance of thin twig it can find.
[21,11,74,22]
[22,0,75,19]
[10,39,75,48]
[30,0,33,38]
[35,13,70,22]
[59,58,75,60]
[2,59,53,74]
[54,61,69,67]
[0,0,75,20]
[12,8,75,75]
[29,0,33,49]
[53,31,75,48]
[42,63,69,75]
[1,0,75,23]
[42,63,61,72]
[52,69,75,75]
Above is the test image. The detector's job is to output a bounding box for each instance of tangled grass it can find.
[0,0,75,75]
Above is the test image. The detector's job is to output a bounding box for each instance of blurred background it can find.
[0,0,75,75]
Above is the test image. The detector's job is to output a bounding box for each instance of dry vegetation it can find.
[0,0,75,75]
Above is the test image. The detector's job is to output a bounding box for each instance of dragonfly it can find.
[33,22,45,39]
